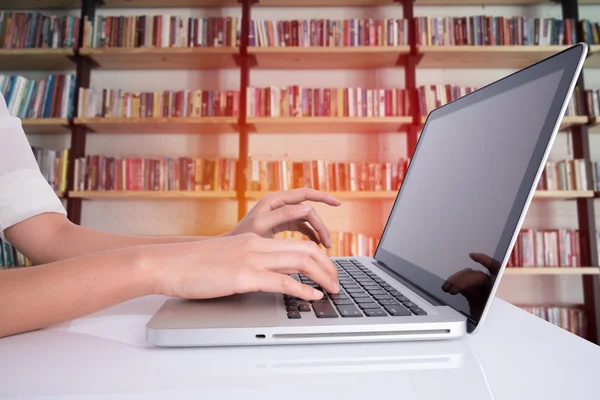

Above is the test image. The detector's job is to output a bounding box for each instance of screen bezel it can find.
[374,44,587,333]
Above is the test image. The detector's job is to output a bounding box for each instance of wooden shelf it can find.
[74,117,238,134]
[79,47,238,70]
[534,190,594,199]
[505,268,600,275]
[69,191,237,200]
[417,46,571,69]
[249,46,410,69]
[55,191,65,198]
[416,0,600,3]
[22,118,70,135]
[102,0,239,6]
[421,115,588,131]
[586,45,600,69]
[0,0,80,8]
[246,190,593,201]
[247,191,398,200]
[247,117,413,134]
[0,49,75,71]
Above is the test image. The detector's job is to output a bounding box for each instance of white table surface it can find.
[1,295,599,400]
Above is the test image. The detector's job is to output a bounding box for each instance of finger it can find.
[248,270,325,301]
[261,204,333,248]
[301,204,333,249]
[290,221,321,245]
[253,238,338,286]
[256,251,339,294]
[266,188,342,210]
[469,252,501,275]
[442,269,472,294]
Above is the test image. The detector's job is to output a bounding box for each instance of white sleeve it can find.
[0,92,67,240]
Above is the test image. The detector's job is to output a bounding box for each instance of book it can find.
[520,306,586,338]
[507,229,581,268]
[31,147,69,192]
[0,238,32,269]
[273,230,379,258]
[247,86,409,118]
[85,16,240,48]
[249,18,408,47]
[581,19,600,44]
[73,155,237,192]
[78,88,240,118]
[537,159,590,191]
[0,11,80,49]
[0,74,76,119]
[415,16,577,46]
[247,158,409,192]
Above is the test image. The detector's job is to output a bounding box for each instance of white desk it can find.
[1,296,599,400]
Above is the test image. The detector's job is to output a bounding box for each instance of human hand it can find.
[225,188,342,248]
[441,253,500,318]
[148,233,340,301]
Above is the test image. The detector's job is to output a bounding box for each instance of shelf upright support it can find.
[66,0,96,225]
[236,0,254,221]
[400,0,420,157]
[560,0,600,344]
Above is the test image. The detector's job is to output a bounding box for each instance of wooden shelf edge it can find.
[79,47,238,56]
[0,48,74,55]
[246,191,398,200]
[249,46,410,54]
[74,117,238,125]
[505,267,600,275]
[247,117,413,123]
[69,191,238,199]
[534,190,594,199]
[417,45,571,53]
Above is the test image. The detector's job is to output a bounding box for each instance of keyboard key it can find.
[350,293,371,299]
[404,302,418,309]
[345,288,364,293]
[384,305,411,316]
[363,285,381,290]
[354,297,376,304]
[378,299,401,306]
[286,305,298,312]
[373,294,394,301]
[364,308,388,317]
[381,284,394,291]
[287,311,301,319]
[333,299,355,306]
[412,308,427,315]
[336,305,363,318]
[329,293,349,300]
[313,302,339,318]
[358,302,382,309]
[367,289,388,296]
[298,304,311,312]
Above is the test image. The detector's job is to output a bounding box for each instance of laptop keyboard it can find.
[283,258,427,319]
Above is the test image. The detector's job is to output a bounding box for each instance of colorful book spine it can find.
[73,155,237,192]
[0,11,80,49]
[537,159,589,192]
[273,230,379,258]
[520,306,587,338]
[507,229,581,268]
[31,147,69,192]
[0,239,32,269]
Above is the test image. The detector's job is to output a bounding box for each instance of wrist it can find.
[130,244,163,296]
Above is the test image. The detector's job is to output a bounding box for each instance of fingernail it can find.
[299,204,311,213]
[313,289,323,299]
[333,281,340,293]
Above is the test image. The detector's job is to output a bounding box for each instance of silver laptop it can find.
[147,43,588,347]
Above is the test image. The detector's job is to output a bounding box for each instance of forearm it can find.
[5,213,220,264]
[0,245,154,338]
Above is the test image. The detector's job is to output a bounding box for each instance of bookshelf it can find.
[0,49,75,71]
[417,45,575,69]
[78,48,238,70]
[6,0,600,344]
[419,115,589,131]
[21,119,71,135]
[74,117,238,134]
[69,191,237,200]
[248,47,410,69]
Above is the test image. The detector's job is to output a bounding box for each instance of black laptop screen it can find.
[374,45,585,332]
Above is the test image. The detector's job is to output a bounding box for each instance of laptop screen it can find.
[374,45,585,332]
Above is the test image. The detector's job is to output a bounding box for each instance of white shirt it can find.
[0,92,67,240]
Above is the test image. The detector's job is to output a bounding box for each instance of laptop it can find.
[147,43,588,347]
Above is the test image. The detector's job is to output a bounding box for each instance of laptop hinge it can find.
[372,260,444,306]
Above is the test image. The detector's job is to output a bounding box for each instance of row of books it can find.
[417,85,477,117]
[415,17,578,46]
[84,16,240,49]
[583,89,600,118]
[73,156,238,192]
[0,239,32,269]
[247,87,410,118]
[248,159,410,192]
[537,159,589,192]
[78,88,241,119]
[32,147,69,193]
[520,306,586,338]
[582,20,600,45]
[0,74,76,119]
[273,230,379,258]
[250,19,408,47]
[507,229,581,268]
[0,12,80,49]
